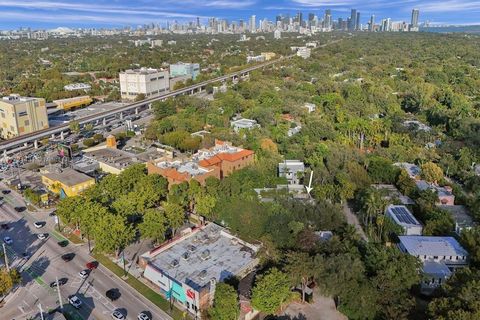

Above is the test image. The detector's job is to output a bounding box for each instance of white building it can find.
[230,118,260,133]
[398,236,469,294]
[274,29,282,39]
[296,47,311,59]
[119,67,169,101]
[64,83,91,91]
[303,102,316,113]
[278,160,305,185]
[385,205,423,235]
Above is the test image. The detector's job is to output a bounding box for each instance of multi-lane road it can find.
[0,182,173,320]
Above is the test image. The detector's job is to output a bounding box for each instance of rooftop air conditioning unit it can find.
[199,270,207,280]
[182,252,190,261]
[201,249,210,260]
[170,259,179,267]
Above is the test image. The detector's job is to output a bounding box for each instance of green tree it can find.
[94,213,134,255]
[69,120,80,133]
[284,252,316,303]
[162,201,184,236]
[139,208,167,244]
[251,268,292,315]
[195,194,217,220]
[208,283,239,320]
[0,268,21,297]
[421,162,444,184]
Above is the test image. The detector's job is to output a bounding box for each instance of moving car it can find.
[68,295,82,309]
[79,270,90,279]
[3,236,13,245]
[61,253,75,262]
[37,233,48,240]
[111,310,125,320]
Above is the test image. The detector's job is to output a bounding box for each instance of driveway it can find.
[279,292,347,320]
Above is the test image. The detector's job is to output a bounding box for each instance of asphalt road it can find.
[0,182,173,320]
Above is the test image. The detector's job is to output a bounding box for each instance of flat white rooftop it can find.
[146,223,259,290]
[399,236,468,258]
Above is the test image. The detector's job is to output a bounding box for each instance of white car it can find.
[68,295,82,309]
[111,310,126,320]
[33,221,44,228]
[138,312,151,320]
[3,236,13,245]
[37,233,48,240]
[79,270,89,279]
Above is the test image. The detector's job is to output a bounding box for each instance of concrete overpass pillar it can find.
[103,118,107,126]
[60,132,65,140]
[51,133,55,139]
[148,103,152,110]
[24,142,28,147]
[120,112,124,120]
[135,107,139,115]
[34,140,38,149]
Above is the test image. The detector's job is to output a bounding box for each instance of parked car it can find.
[14,206,26,213]
[111,310,125,320]
[1,190,10,194]
[137,312,151,320]
[3,236,13,245]
[50,278,68,288]
[79,270,90,279]
[57,240,69,247]
[86,261,99,270]
[37,233,48,240]
[68,295,82,309]
[61,253,75,262]
[106,289,121,301]
[1,223,9,230]
[33,221,45,228]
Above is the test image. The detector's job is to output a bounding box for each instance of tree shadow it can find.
[273,314,308,320]
[22,255,51,286]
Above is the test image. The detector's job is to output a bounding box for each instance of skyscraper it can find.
[250,15,256,33]
[356,12,361,30]
[411,9,420,31]
[324,9,332,30]
[350,9,357,31]
[369,15,375,31]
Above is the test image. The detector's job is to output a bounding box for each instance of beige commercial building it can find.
[0,94,49,140]
[119,67,170,101]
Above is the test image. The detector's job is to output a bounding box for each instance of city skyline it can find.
[0,0,479,29]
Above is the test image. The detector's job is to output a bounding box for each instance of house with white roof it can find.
[398,236,469,294]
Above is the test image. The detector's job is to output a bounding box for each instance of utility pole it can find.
[56,276,64,310]
[38,303,45,320]
[3,243,9,272]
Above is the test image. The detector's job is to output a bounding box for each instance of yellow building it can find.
[0,94,49,140]
[42,168,95,198]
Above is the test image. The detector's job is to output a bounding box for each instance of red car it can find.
[86,261,99,270]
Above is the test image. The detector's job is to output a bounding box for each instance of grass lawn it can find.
[92,253,186,320]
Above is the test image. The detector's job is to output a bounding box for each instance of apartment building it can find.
[0,95,49,139]
[147,160,219,187]
[119,67,170,101]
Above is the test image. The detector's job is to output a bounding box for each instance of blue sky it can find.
[0,0,478,29]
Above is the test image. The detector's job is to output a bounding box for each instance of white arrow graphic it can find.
[305,171,313,195]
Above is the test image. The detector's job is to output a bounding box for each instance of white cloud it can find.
[418,1,480,12]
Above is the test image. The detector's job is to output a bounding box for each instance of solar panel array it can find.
[391,206,419,225]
